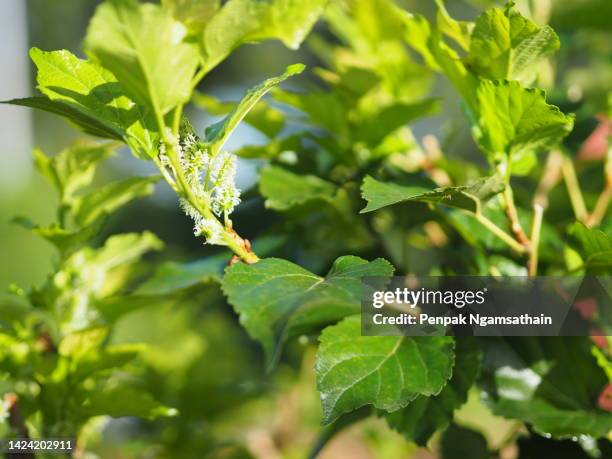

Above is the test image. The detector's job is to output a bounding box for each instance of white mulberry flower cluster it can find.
[159,121,241,245]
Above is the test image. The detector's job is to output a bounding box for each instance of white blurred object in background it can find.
[0,0,31,191]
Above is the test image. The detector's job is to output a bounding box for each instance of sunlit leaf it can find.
[316,315,455,424]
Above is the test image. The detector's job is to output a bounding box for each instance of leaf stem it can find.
[528,203,544,276]
[502,186,530,247]
[172,103,183,136]
[587,185,611,227]
[534,150,564,209]
[471,211,527,254]
[562,156,588,223]
[586,145,612,227]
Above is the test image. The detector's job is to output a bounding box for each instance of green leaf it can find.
[48,233,164,326]
[361,175,504,213]
[26,48,157,159]
[59,328,108,362]
[136,253,226,295]
[273,89,347,134]
[471,79,574,161]
[201,0,326,72]
[204,64,304,155]
[234,134,302,159]
[569,222,612,274]
[316,315,455,424]
[72,175,160,227]
[385,337,482,446]
[32,143,114,202]
[434,0,473,51]
[5,97,123,141]
[467,4,560,84]
[440,424,490,459]
[161,0,220,35]
[222,256,393,365]
[79,381,177,420]
[85,0,199,115]
[193,92,285,139]
[353,99,440,146]
[12,217,102,253]
[482,337,612,439]
[259,166,337,211]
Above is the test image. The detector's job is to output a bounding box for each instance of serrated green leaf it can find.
[201,0,326,72]
[385,337,482,446]
[361,175,504,213]
[193,92,285,139]
[259,166,337,211]
[467,4,560,84]
[471,80,574,161]
[482,337,612,439]
[316,315,455,424]
[26,48,157,159]
[223,256,393,366]
[85,0,199,115]
[204,64,304,155]
[72,175,160,227]
[569,222,612,274]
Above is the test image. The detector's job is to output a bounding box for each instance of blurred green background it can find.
[0,0,610,457]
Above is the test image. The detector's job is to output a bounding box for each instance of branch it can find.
[562,157,588,223]
[528,203,544,276]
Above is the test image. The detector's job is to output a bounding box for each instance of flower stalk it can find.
[157,120,259,264]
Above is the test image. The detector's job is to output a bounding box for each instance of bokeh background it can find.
[0,0,609,457]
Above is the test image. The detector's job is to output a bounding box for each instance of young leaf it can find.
[385,337,482,446]
[32,143,114,203]
[201,0,326,72]
[316,315,455,424]
[85,0,199,115]
[361,175,504,213]
[434,0,473,51]
[72,175,161,227]
[259,166,337,211]
[204,64,304,155]
[467,3,560,84]
[471,80,574,162]
[26,48,157,159]
[193,92,285,139]
[222,256,393,366]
